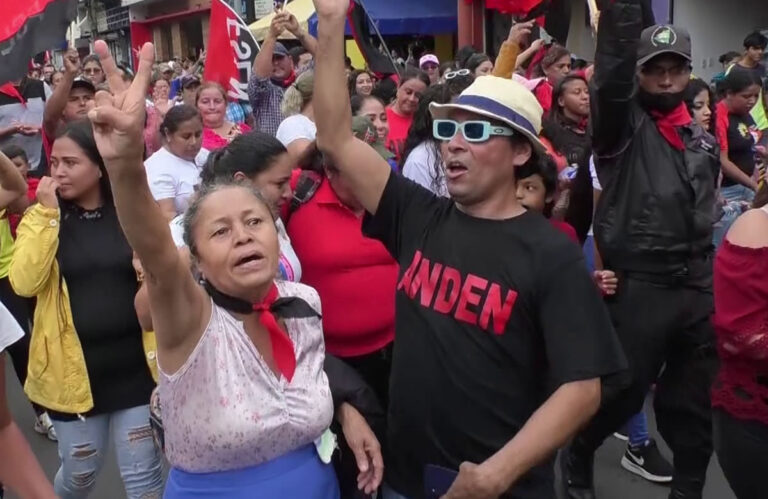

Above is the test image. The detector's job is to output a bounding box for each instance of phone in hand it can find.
[424,464,458,499]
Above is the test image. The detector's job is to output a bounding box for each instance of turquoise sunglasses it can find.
[432,119,515,143]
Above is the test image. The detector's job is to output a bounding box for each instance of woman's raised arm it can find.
[88,41,206,352]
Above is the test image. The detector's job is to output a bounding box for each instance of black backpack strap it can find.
[288,171,322,217]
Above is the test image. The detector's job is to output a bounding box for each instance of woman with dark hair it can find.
[88,42,383,497]
[711,185,768,499]
[145,104,207,220]
[466,53,494,77]
[9,120,163,498]
[385,68,430,161]
[529,44,572,114]
[684,78,715,134]
[351,94,390,142]
[540,74,592,242]
[81,54,105,86]
[713,68,763,246]
[348,70,374,97]
[401,79,472,196]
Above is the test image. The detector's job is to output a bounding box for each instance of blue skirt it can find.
[164,445,340,498]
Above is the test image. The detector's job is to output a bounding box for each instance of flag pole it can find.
[357,0,401,78]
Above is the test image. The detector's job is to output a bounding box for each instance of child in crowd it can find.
[0,145,39,237]
[515,157,617,295]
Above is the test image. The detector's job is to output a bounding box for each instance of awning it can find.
[308,0,457,36]
[249,0,316,41]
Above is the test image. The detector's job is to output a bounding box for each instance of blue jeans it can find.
[713,184,755,248]
[51,405,164,499]
[626,409,650,448]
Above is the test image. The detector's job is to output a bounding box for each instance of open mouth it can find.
[445,161,469,180]
[234,251,265,269]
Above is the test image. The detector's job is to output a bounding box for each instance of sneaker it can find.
[33,412,58,442]
[613,431,628,441]
[621,439,673,484]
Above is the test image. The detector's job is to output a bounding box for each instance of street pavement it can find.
[5,361,736,499]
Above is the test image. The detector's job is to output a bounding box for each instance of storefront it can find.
[127,0,210,66]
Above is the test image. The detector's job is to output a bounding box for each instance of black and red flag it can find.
[0,0,77,85]
[203,0,260,104]
[346,0,398,78]
[478,0,571,45]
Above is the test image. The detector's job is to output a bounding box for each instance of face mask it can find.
[638,88,686,113]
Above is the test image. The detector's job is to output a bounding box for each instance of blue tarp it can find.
[307,0,457,36]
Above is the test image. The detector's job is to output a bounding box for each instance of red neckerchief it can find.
[0,82,25,107]
[650,103,692,151]
[274,71,297,89]
[253,283,297,382]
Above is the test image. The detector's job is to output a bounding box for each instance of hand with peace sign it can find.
[87,40,154,170]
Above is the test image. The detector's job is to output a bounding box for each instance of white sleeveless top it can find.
[158,281,333,473]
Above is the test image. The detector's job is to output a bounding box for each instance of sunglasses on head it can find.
[444,68,471,80]
[433,119,515,143]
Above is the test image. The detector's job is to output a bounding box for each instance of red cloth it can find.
[253,282,297,382]
[201,123,252,151]
[712,238,768,425]
[482,0,544,15]
[715,100,730,153]
[0,82,26,105]
[385,107,413,163]
[550,219,579,244]
[649,103,692,151]
[286,173,397,357]
[533,80,553,116]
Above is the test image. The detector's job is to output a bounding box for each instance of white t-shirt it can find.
[145,147,210,216]
[0,300,23,353]
[169,216,302,283]
[275,114,316,147]
[402,141,448,197]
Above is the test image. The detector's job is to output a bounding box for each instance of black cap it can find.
[181,74,200,89]
[637,25,692,67]
[71,77,96,94]
[273,42,290,58]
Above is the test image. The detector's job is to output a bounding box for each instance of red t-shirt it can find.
[550,219,579,244]
[712,237,768,425]
[286,172,398,357]
[386,107,413,163]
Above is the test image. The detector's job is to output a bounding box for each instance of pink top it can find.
[202,123,252,150]
[158,281,333,473]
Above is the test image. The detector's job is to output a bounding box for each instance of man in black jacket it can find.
[561,2,719,499]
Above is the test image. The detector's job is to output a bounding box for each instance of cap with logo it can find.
[352,116,394,160]
[637,25,692,67]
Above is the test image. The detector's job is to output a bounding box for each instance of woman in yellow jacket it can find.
[9,120,163,499]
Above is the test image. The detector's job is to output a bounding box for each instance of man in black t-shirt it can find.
[312,1,626,498]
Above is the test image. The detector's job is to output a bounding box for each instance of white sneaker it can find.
[33,413,58,441]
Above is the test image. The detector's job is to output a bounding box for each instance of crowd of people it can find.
[0,0,767,498]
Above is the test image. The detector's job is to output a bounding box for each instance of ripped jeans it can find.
[50,405,164,499]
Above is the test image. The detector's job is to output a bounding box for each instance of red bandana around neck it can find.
[253,283,297,382]
[650,103,692,151]
[276,71,297,89]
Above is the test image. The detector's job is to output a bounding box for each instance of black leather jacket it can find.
[591,1,719,277]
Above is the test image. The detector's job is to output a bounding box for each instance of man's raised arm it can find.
[312,0,390,214]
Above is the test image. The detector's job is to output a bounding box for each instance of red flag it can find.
[0,0,77,85]
[203,0,260,104]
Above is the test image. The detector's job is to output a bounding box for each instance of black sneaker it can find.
[621,439,673,484]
